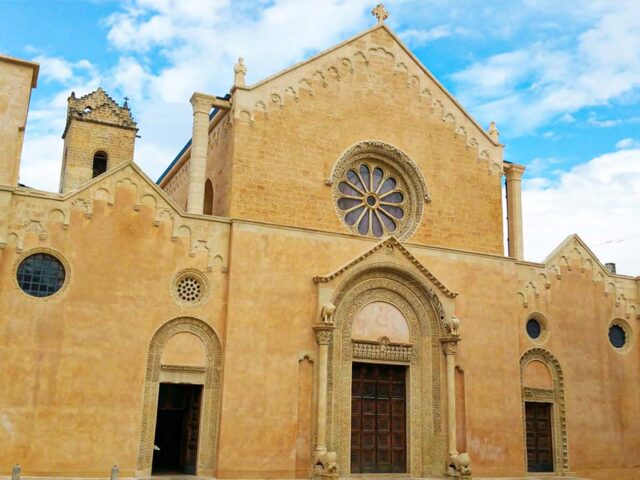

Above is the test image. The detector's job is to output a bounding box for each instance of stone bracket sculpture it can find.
[312,450,339,479]
[447,452,472,479]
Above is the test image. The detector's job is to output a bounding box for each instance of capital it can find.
[314,325,335,345]
[190,93,213,114]
[503,162,526,181]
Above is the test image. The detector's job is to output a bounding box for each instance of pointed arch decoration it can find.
[136,317,223,477]
[520,348,569,474]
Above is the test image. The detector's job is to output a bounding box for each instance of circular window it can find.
[525,313,548,343]
[526,318,542,340]
[337,163,406,237]
[16,252,66,297]
[170,269,210,307]
[609,324,627,349]
[331,141,429,240]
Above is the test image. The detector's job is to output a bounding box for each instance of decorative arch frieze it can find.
[231,26,503,175]
[520,347,569,474]
[136,317,223,477]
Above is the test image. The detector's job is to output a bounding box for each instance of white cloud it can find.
[615,137,640,150]
[523,148,640,275]
[451,1,640,134]
[400,25,454,46]
[19,0,372,191]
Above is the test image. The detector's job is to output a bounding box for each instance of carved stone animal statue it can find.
[447,452,472,478]
[320,302,336,324]
[314,450,338,475]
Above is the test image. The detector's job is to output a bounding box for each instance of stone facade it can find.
[1,16,639,480]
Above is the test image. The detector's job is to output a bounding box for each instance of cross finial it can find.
[372,3,389,23]
[123,96,129,108]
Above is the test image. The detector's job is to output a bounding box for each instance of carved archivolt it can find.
[327,264,447,477]
[137,317,223,476]
[330,141,428,241]
[520,348,569,474]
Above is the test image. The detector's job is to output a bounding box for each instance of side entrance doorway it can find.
[351,363,407,474]
[152,383,202,475]
[525,401,554,473]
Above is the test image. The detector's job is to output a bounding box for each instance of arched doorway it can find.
[136,317,223,477]
[324,264,450,477]
[520,348,569,474]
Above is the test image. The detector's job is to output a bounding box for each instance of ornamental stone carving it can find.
[320,301,336,324]
[330,141,430,241]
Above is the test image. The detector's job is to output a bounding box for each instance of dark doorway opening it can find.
[351,363,407,474]
[525,401,554,473]
[152,383,202,475]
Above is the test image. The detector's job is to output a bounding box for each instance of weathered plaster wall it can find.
[0,55,37,187]
[0,169,230,477]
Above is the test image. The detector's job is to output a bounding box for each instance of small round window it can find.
[609,324,627,349]
[170,269,210,307]
[16,253,66,297]
[526,319,542,340]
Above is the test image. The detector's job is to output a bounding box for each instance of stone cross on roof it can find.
[372,3,389,23]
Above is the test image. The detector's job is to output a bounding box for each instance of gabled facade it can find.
[1,12,639,480]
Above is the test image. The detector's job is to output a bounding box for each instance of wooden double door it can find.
[152,383,202,475]
[351,363,407,474]
[525,402,554,472]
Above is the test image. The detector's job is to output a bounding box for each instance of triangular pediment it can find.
[233,23,502,170]
[313,236,457,299]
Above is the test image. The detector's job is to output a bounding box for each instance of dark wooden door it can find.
[351,363,406,474]
[152,383,202,475]
[525,402,554,472]
[181,385,202,474]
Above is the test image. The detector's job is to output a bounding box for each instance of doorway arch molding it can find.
[136,316,223,477]
[520,347,569,474]
[326,262,452,477]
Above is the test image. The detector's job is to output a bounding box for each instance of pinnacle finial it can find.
[372,3,389,23]
[488,121,499,142]
[234,57,247,88]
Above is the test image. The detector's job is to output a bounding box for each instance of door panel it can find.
[351,363,407,474]
[525,402,554,473]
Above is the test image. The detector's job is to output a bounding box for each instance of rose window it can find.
[336,163,406,238]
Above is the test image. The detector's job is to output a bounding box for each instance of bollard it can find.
[110,464,119,480]
[11,464,20,480]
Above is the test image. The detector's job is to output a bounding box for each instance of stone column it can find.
[441,337,460,456]
[504,163,526,260]
[187,93,212,215]
[313,324,334,455]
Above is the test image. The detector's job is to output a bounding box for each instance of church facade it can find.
[1,10,639,480]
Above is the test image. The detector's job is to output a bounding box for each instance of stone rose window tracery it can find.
[337,163,405,238]
[331,141,429,240]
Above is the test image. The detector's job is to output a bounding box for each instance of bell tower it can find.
[59,87,138,193]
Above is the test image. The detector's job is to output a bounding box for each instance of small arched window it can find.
[92,151,108,178]
[203,178,214,215]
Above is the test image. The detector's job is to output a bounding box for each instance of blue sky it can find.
[1,0,639,273]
